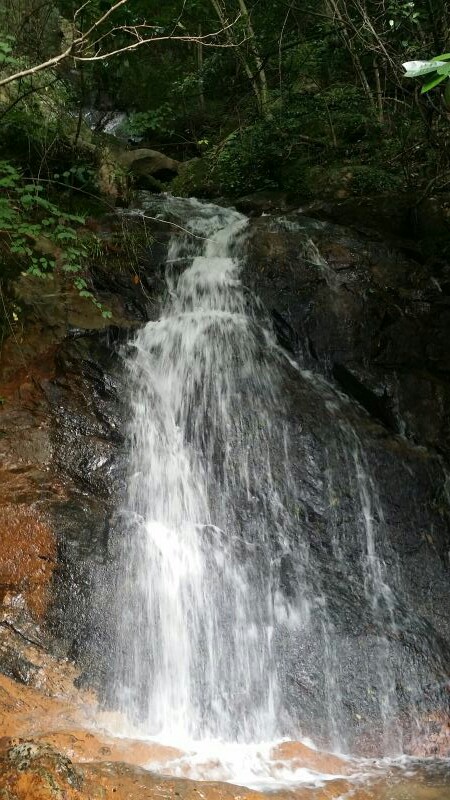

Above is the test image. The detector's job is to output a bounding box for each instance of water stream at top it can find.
[109,196,448,789]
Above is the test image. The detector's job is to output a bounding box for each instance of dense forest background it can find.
[0,0,449,329]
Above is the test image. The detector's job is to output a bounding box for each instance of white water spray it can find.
[113,199,300,744]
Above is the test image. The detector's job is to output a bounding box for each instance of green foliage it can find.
[0,160,111,318]
[213,122,279,194]
[304,163,401,199]
[283,86,378,145]
[0,35,18,68]
[403,55,450,101]
[0,0,447,240]
[53,165,98,189]
[346,165,402,194]
[0,77,90,184]
[209,86,381,196]
[125,105,175,138]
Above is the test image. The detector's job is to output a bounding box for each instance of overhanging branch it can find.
[0,0,242,88]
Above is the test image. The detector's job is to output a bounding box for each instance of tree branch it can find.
[0,0,241,88]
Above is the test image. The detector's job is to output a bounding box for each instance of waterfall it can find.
[111,196,448,758]
[113,199,297,742]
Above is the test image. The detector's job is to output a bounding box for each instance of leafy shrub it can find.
[212,120,283,195]
[0,160,111,317]
[125,104,176,139]
[209,85,382,196]
[305,163,401,198]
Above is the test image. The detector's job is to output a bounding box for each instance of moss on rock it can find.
[304,163,402,200]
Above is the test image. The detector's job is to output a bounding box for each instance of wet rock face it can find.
[43,332,129,679]
[239,214,450,746]
[0,330,123,682]
[244,213,450,459]
[0,244,163,683]
[0,506,55,620]
[257,364,450,749]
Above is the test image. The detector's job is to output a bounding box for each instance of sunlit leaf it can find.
[402,60,446,77]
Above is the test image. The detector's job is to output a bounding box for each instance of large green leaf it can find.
[421,73,447,93]
[445,80,450,107]
[402,60,446,77]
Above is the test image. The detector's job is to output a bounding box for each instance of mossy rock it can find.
[304,163,402,200]
[170,157,216,197]
[0,741,85,799]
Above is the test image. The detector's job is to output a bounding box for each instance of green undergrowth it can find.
[0,160,113,318]
[169,85,425,200]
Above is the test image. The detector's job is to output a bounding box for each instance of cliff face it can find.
[244,209,450,457]
[0,240,154,679]
[0,199,450,772]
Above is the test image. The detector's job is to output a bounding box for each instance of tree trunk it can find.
[326,0,374,108]
[236,0,270,113]
[197,24,205,113]
[209,0,264,113]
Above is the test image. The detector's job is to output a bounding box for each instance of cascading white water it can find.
[113,199,304,744]
[110,197,447,777]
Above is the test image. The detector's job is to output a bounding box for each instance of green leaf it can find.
[445,80,450,108]
[0,176,18,187]
[34,196,59,211]
[403,60,447,77]
[62,263,81,272]
[0,161,19,175]
[434,53,450,61]
[74,278,88,290]
[55,229,77,241]
[64,212,85,224]
[421,73,447,93]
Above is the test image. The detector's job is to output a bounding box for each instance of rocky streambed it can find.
[0,661,449,800]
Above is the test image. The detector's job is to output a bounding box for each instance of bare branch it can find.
[0,0,241,88]
[81,0,129,40]
[76,29,241,63]
[74,1,92,23]
[0,43,76,87]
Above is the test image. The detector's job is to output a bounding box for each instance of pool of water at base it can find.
[93,728,450,798]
